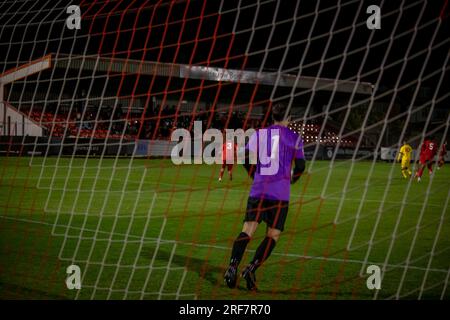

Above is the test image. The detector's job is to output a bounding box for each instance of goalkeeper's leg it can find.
[224,221,257,288]
[242,228,279,291]
[241,200,287,290]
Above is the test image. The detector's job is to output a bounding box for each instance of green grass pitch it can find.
[0,156,449,299]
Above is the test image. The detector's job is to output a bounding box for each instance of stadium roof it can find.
[51,54,374,95]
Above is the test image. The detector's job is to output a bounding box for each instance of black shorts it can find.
[244,197,289,231]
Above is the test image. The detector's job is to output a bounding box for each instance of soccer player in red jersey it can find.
[438,141,447,169]
[415,136,438,181]
[219,137,237,181]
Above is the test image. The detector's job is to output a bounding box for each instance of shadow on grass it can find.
[142,245,225,287]
[140,245,360,299]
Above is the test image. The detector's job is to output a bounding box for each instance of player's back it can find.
[222,141,236,163]
[246,124,304,201]
[422,140,437,157]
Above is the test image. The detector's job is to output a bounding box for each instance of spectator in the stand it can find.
[147,124,153,139]
[75,111,82,128]
[112,120,123,134]
[82,122,90,130]
[82,113,93,130]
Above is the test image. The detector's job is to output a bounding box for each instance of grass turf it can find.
[0,156,449,300]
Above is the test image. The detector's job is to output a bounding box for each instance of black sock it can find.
[249,237,276,271]
[230,232,250,266]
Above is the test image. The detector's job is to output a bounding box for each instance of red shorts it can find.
[221,163,233,171]
[420,154,434,164]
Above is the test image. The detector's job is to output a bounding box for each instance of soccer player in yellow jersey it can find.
[397,141,413,178]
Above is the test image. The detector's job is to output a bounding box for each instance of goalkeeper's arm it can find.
[291,158,306,184]
[243,151,256,179]
[397,151,403,162]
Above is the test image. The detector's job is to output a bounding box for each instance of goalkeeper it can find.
[224,103,305,291]
[397,140,413,178]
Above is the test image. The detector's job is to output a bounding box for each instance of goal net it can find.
[0,0,449,300]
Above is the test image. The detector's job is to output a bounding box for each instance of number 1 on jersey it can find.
[271,135,279,160]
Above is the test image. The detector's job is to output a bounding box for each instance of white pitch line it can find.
[28,178,448,209]
[5,176,447,209]
[1,214,448,274]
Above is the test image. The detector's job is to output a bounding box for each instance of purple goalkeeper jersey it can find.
[246,124,304,201]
